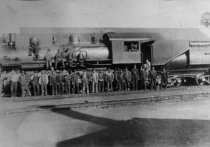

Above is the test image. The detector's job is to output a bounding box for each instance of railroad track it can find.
[0,91,209,117]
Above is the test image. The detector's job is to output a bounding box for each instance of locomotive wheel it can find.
[195,77,204,86]
[175,82,181,87]
[175,79,181,87]
[205,76,210,85]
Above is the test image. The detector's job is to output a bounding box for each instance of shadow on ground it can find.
[39,105,209,147]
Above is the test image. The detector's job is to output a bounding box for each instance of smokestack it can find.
[8,33,16,49]
[9,33,15,42]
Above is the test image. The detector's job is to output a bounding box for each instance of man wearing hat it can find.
[63,70,71,94]
[56,70,64,95]
[31,71,40,96]
[50,70,57,95]
[44,48,53,69]
[132,65,139,90]
[161,68,168,89]
[149,66,157,90]
[40,70,49,96]
[82,70,89,94]
[20,71,31,97]
[124,68,131,91]
[92,69,98,93]
[98,69,105,92]
[140,65,147,91]
[71,70,78,94]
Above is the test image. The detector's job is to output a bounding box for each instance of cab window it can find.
[124,41,139,52]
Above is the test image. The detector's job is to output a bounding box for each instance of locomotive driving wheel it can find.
[195,75,205,86]
[168,76,182,87]
[175,77,182,87]
[195,78,204,85]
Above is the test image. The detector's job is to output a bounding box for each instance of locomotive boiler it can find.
[66,45,111,68]
[75,46,109,61]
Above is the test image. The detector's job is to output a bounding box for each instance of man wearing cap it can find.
[56,71,64,95]
[106,69,114,92]
[50,71,57,95]
[132,65,139,90]
[140,65,147,91]
[0,69,4,96]
[71,71,78,94]
[149,67,157,90]
[145,59,151,72]
[98,70,105,92]
[31,71,40,96]
[82,70,89,94]
[44,49,53,69]
[63,70,71,94]
[124,68,132,91]
[55,49,63,67]
[118,69,124,91]
[40,70,49,96]
[11,69,20,97]
[161,68,168,89]
[113,69,119,91]
[92,69,98,93]
[20,71,31,97]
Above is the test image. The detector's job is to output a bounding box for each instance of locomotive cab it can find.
[108,33,155,68]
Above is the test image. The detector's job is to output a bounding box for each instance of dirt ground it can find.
[1,88,210,147]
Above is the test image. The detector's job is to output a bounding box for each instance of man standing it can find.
[0,69,2,96]
[55,49,64,67]
[113,69,119,91]
[118,69,124,91]
[92,69,98,93]
[40,70,49,96]
[64,71,71,94]
[44,49,53,69]
[11,69,20,98]
[32,71,40,96]
[56,71,64,95]
[149,67,157,90]
[161,68,168,89]
[67,47,74,67]
[20,71,31,97]
[50,71,57,96]
[98,70,104,92]
[5,71,11,97]
[145,59,151,72]
[106,69,114,92]
[71,71,77,94]
[132,65,139,90]
[140,65,147,91]
[124,68,132,91]
[82,70,89,94]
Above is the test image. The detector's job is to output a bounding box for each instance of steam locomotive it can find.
[0,33,150,70]
[1,31,210,86]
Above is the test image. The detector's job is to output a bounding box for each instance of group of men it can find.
[0,63,168,98]
[44,47,84,69]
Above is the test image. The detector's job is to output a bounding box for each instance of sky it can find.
[0,0,210,36]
